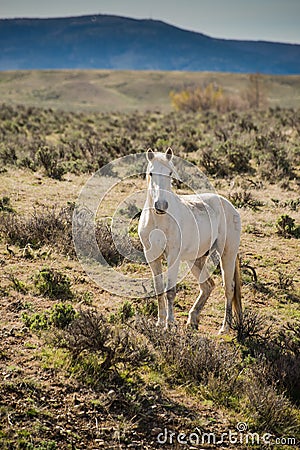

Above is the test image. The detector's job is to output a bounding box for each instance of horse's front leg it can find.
[149,259,166,327]
[166,256,180,327]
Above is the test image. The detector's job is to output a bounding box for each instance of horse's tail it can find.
[232,255,242,325]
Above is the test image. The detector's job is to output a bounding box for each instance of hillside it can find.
[0,70,300,112]
[1,14,300,74]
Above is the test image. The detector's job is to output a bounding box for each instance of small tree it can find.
[170,83,225,112]
[170,83,242,113]
[245,73,268,109]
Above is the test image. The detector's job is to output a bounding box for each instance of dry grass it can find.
[0,70,300,112]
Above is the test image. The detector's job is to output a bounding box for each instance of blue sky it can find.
[1,0,300,44]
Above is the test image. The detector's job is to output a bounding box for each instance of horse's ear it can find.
[147,148,155,161]
[165,147,173,161]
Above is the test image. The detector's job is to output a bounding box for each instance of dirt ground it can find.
[1,165,299,449]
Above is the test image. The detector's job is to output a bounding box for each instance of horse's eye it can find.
[169,171,173,177]
[149,172,152,177]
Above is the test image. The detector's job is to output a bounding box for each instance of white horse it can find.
[138,148,242,333]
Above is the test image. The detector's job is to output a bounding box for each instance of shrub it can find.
[200,141,252,177]
[245,375,297,434]
[218,141,252,174]
[170,83,227,113]
[276,214,300,238]
[33,268,73,300]
[56,309,152,382]
[49,303,78,328]
[0,196,14,212]
[22,303,77,330]
[109,301,136,324]
[200,147,223,176]
[37,145,65,180]
[275,323,300,402]
[254,141,295,182]
[9,274,28,294]
[276,270,295,291]
[228,190,263,210]
[138,298,158,318]
[235,315,300,404]
[136,317,239,385]
[170,83,246,113]
[95,221,122,266]
[0,204,74,254]
[0,144,17,165]
[94,220,143,267]
[136,317,300,433]
[233,309,265,345]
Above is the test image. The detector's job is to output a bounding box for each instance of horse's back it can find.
[181,192,239,219]
[180,192,241,250]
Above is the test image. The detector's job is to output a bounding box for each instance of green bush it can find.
[109,301,136,324]
[276,214,300,238]
[49,303,78,328]
[22,311,49,330]
[22,303,77,330]
[0,196,14,212]
[228,190,263,210]
[33,268,73,299]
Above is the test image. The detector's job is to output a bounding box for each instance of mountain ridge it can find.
[1,14,299,74]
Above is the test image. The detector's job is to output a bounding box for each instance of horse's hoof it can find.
[218,326,229,335]
[186,317,198,329]
[186,321,198,330]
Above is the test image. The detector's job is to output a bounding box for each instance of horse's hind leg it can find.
[219,251,238,334]
[187,256,215,329]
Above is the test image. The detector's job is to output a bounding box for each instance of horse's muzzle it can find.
[154,200,168,214]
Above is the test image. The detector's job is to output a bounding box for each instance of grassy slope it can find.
[0,70,300,112]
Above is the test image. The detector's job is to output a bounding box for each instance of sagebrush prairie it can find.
[0,100,299,449]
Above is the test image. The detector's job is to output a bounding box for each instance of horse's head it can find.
[146,148,174,215]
